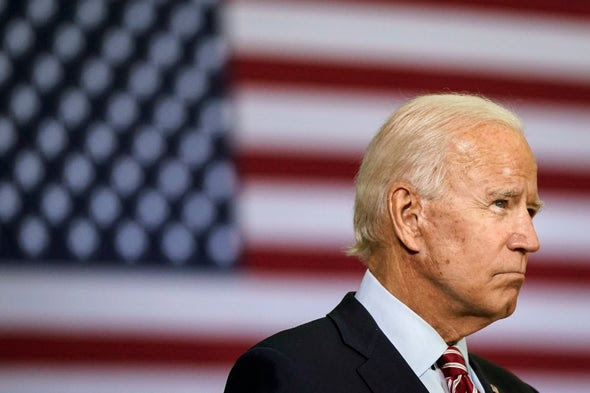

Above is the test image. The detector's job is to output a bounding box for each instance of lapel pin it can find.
[490,384,500,393]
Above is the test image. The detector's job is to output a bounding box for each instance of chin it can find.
[502,300,518,318]
[478,291,520,321]
[495,294,520,319]
[490,280,523,316]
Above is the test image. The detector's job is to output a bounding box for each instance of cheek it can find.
[430,220,496,276]
[422,205,488,265]
[435,217,469,253]
[423,217,470,273]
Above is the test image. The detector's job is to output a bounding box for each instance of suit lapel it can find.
[357,333,431,393]
[469,354,495,393]
[328,293,430,393]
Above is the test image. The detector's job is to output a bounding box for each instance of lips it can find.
[492,271,526,284]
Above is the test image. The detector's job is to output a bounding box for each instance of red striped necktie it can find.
[437,346,481,393]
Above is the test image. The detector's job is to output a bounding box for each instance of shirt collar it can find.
[355,269,470,377]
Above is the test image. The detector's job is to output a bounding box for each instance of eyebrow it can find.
[529,199,545,211]
[490,189,517,197]
[487,189,520,200]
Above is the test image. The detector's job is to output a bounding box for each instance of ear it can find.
[387,183,423,253]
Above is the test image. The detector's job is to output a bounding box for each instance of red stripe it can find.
[242,247,590,286]
[525,261,590,286]
[230,56,590,107]
[236,149,358,183]
[471,348,590,374]
[1,330,587,374]
[538,168,590,195]
[237,150,590,195]
[242,247,365,275]
[0,331,250,366]
[256,0,590,21]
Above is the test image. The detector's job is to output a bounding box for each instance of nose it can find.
[507,211,541,253]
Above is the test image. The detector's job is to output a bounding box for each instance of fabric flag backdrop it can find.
[1,0,590,392]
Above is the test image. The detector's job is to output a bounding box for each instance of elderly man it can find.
[225,94,542,393]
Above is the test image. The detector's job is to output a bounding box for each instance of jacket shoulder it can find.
[224,344,317,393]
[257,316,340,355]
[225,312,370,393]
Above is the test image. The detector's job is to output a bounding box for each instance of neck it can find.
[368,252,493,345]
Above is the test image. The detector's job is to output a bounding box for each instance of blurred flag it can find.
[1,1,590,392]
[0,0,238,269]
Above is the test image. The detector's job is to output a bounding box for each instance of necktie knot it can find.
[437,346,468,378]
[437,346,480,393]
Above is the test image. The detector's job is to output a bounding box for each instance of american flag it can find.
[1,1,590,392]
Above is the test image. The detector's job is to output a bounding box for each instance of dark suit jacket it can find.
[224,292,538,393]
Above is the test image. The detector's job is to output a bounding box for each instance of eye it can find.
[493,200,508,208]
[527,208,538,218]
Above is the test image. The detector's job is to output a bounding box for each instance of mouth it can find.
[496,270,525,275]
[493,271,526,278]
[493,271,526,287]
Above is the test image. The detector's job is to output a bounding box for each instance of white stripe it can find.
[441,362,467,372]
[234,86,390,155]
[532,192,590,259]
[0,365,230,393]
[234,87,590,169]
[516,102,590,170]
[239,179,354,249]
[240,180,590,259]
[0,269,588,351]
[451,377,460,392]
[445,347,463,357]
[519,372,590,393]
[225,2,590,83]
[0,267,358,337]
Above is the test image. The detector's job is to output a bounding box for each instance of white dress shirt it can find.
[355,270,485,393]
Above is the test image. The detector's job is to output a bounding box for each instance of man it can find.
[225,94,542,393]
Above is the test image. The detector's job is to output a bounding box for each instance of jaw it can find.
[460,284,522,323]
[429,280,524,342]
[488,272,525,315]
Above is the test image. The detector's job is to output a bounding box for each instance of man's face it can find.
[419,125,541,322]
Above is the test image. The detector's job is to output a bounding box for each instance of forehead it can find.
[446,125,538,190]
[450,124,534,165]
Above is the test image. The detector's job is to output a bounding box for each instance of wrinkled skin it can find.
[418,125,542,339]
